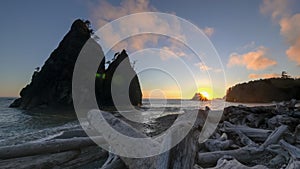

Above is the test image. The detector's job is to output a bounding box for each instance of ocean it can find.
[0,97,272,147]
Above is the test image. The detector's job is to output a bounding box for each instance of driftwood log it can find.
[0,136,105,160]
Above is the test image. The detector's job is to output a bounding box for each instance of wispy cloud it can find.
[90,0,156,27]
[202,27,214,37]
[260,0,290,21]
[195,62,222,73]
[227,47,277,70]
[260,0,300,65]
[195,62,212,71]
[89,0,216,57]
[160,46,186,60]
[248,73,280,79]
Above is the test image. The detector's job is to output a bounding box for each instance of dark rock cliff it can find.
[10,19,142,112]
[95,49,142,108]
[226,78,300,103]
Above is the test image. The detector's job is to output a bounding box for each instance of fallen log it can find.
[60,146,108,168]
[0,136,105,159]
[279,139,300,160]
[0,150,79,169]
[204,139,233,151]
[286,159,300,169]
[101,157,128,169]
[223,121,272,142]
[197,146,265,167]
[205,156,268,169]
[260,125,288,149]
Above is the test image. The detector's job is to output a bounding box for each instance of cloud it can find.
[89,0,215,57]
[227,47,277,70]
[260,0,300,65]
[90,0,156,27]
[89,0,161,52]
[260,0,290,21]
[248,73,280,79]
[160,46,186,60]
[195,62,223,73]
[280,14,300,65]
[239,41,256,51]
[195,62,212,71]
[202,27,214,37]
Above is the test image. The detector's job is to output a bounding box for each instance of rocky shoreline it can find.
[1,100,299,169]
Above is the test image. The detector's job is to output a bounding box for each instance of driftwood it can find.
[0,150,80,169]
[260,125,288,149]
[0,136,105,159]
[197,145,266,167]
[279,139,300,160]
[198,100,300,168]
[223,121,272,142]
[60,146,108,168]
[204,139,233,151]
[101,158,128,169]
[88,109,208,169]
[205,156,268,169]
[101,153,128,169]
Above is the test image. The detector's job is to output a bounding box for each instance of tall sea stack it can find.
[10,19,142,112]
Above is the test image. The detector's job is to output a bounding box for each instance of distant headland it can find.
[226,76,300,103]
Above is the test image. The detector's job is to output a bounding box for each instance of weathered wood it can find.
[224,125,257,147]
[197,146,265,167]
[260,125,288,149]
[268,154,286,167]
[0,150,79,169]
[279,139,300,160]
[266,144,289,160]
[0,136,105,159]
[204,139,233,151]
[60,146,108,168]
[52,129,88,139]
[295,124,300,144]
[205,156,268,169]
[286,159,300,169]
[268,115,300,129]
[88,110,158,169]
[101,152,118,168]
[88,109,208,169]
[101,158,128,169]
[223,121,272,142]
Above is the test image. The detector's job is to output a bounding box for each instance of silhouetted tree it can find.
[281,71,290,78]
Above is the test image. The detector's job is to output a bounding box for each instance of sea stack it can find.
[10,19,142,112]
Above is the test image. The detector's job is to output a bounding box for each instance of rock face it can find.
[95,49,142,107]
[10,19,142,112]
[226,78,300,103]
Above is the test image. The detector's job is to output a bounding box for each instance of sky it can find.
[0,0,299,99]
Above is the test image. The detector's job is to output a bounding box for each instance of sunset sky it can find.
[0,0,299,99]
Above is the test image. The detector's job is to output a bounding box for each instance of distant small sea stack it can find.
[191,92,209,101]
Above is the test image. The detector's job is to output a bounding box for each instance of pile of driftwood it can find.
[0,100,299,169]
[197,100,300,169]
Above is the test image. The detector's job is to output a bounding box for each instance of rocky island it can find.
[9,19,142,112]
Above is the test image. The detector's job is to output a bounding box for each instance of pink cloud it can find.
[227,47,277,70]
